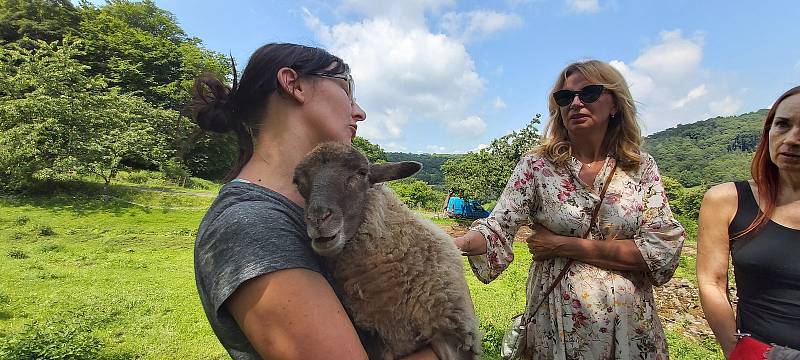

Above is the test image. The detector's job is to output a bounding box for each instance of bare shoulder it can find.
[703,182,738,205]
[700,182,739,222]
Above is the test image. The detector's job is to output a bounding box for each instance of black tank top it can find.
[729,181,800,349]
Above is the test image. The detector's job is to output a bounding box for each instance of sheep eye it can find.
[348,174,364,186]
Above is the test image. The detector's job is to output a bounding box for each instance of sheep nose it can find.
[307,206,333,225]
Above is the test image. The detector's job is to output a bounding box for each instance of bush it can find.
[0,320,104,360]
[387,178,447,211]
[39,243,64,253]
[124,172,150,184]
[479,321,505,358]
[14,215,29,226]
[7,249,28,259]
[36,225,55,237]
[161,158,192,187]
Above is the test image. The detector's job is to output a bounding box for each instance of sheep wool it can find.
[325,183,481,360]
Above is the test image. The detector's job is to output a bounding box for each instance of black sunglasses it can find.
[309,72,355,104]
[553,84,605,107]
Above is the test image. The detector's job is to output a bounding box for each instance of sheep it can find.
[292,142,481,360]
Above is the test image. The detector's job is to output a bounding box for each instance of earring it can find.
[609,113,617,121]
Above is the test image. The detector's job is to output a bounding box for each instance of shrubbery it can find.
[388,178,447,212]
[0,320,104,360]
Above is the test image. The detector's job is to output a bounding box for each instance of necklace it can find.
[582,159,603,168]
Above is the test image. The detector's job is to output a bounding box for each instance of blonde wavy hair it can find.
[537,60,642,171]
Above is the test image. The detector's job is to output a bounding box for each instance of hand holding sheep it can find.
[294,142,481,360]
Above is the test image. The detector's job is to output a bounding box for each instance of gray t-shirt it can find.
[194,180,325,359]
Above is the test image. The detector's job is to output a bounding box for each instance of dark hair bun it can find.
[187,74,239,133]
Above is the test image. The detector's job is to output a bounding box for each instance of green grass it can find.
[0,190,222,359]
[0,184,719,359]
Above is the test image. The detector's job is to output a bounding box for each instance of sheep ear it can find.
[369,161,422,184]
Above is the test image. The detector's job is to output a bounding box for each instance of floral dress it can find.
[469,152,685,360]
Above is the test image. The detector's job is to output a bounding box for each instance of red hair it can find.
[734,85,800,239]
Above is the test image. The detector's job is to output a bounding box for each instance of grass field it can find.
[0,180,721,359]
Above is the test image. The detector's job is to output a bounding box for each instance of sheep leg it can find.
[430,334,478,360]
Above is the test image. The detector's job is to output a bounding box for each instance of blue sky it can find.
[92,0,800,153]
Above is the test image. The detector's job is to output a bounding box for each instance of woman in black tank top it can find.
[697,85,800,358]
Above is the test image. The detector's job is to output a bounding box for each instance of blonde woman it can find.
[454,60,685,359]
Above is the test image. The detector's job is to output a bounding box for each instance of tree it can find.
[441,150,510,200]
[442,115,542,200]
[0,0,81,44]
[487,114,542,166]
[643,109,765,187]
[0,38,172,193]
[75,0,233,179]
[77,0,186,108]
[352,136,388,163]
[387,178,446,211]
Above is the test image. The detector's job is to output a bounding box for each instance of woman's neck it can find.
[778,170,800,201]
[569,130,608,163]
[237,124,316,206]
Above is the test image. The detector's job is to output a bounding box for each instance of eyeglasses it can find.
[309,72,355,104]
[553,84,605,107]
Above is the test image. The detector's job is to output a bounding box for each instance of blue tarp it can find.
[445,196,490,220]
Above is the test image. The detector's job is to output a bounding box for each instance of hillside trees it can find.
[0,0,238,186]
[352,136,388,163]
[0,39,172,192]
[643,110,765,187]
[442,114,542,200]
[0,0,81,44]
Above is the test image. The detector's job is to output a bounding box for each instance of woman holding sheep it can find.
[454,60,685,359]
[189,43,438,359]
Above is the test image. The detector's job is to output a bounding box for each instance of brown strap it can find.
[527,162,617,319]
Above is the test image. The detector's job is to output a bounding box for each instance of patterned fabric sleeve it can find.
[467,156,539,283]
[633,154,686,286]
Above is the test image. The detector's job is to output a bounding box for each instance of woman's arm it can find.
[454,230,487,256]
[528,155,684,282]
[227,268,369,360]
[453,156,540,283]
[228,269,439,360]
[527,223,647,271]
[697,183,738,358]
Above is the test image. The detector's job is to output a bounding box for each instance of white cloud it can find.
[671,84,707,109]
[426,145,447,153]
[566,0,600,13]
[446,116,487,137]
[340,0,454,29]
[609,60,655,99]
[493,97,507,109]
[709,96,742,116]
[382,142,408,152]
[303,7,486,142]
[440,10,522,42]
[632,30,703,82]
[609,29,743,133]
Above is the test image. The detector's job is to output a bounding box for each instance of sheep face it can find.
[293,142,421,257]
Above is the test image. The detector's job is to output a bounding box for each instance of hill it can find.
[386,152,461,186]
[643,109,767,187]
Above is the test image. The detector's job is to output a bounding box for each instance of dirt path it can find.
[441,223,715,342]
